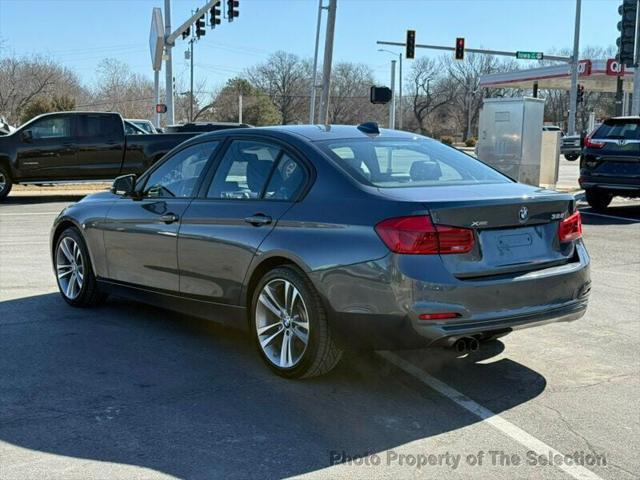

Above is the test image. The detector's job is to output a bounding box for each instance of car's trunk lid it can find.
[376,182,577,279]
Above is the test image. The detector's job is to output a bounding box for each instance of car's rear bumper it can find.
[312,243,590,349]
[579,174,640,196]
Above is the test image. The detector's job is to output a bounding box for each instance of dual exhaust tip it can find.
[451,336,480,354]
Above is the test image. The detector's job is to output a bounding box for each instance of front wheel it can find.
[54,227,105,307]
[585,189,612,211]
[0,164,12,200]
[251,266,343,379]
[564,153,579,161]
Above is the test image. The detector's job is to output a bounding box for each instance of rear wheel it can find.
[55,227,105,307]
[0,164,12,200]
[251,266,342,379]
[585,189,612,211]
[564,153,579,161]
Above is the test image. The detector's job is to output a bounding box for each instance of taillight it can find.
[375,215,474,254]
[419,312,461,321]
[583,134,605,149]
[558,211,582,242]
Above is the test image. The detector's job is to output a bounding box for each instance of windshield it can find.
[318,137,511,188]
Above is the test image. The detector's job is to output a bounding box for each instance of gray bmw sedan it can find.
[51,124,590,378]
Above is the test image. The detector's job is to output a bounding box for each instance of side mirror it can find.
[111,174,137,196]
[21,130,33,143]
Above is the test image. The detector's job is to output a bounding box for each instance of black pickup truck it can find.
[0,112,197,200]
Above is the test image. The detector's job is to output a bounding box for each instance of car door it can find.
[178,138,309,305]
[16,114,78,179]
[102,140,220,292]
[75,113,126,179]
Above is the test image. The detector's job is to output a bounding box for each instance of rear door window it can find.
[80,114,122,138]
[207,140,306,201]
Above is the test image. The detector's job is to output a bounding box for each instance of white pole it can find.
[567,0,581,135]
[631,0,640,115]
[398,53,403,130]
[238,94,243,123]
[309,0,324,124]
[389,59,396,129]
[318,0,336,125]
[164,0,175,125]
[154,70,160,127]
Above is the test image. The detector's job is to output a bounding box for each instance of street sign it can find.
[516,51,544,60]
[156,104,167,114]
[149,7,164,71]
[606,58,625,76]
[577,59,592,77]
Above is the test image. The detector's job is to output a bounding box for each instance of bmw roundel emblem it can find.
[518,206,529,223]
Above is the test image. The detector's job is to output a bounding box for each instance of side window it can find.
[80,115,121,138]
[29,116,72,139]
[207,140,281,200]
[264,154,306,200]
[144,142,218,198]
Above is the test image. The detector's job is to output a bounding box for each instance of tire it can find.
[564,153,579,161]
[585,189,612,211]
[54,227,106,307]
[250,266,343,379]
[0,164,13,200]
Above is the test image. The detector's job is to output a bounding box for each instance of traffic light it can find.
[577,84,585,104]
[195,15,206,38]
[617,0,637,67]
[370,86,392,105]
[455,37,465,60]
[227,0,239,22]
[181,26,190,40]
[406,30,415,59]
[210,1,221,27]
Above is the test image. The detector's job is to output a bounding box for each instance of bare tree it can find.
[327,62,377,124]
[405,57,456,136]
[0,55,83,124]
[247,51,311,124]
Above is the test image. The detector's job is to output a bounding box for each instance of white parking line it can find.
[578,209,639,223]
[377,351,604,480]
[0,212,60,216]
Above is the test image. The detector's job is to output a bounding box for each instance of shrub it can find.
[465,138,477,147]
[440,136,453,145]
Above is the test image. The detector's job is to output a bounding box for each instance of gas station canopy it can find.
[479,59,634,93]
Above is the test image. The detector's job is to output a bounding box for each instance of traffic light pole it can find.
[567,0,581,135]
[318,0,336,125]
[164,0,174,125]
[309,0,326,124]
[190,39,194,122]
[162,0,221,126]
[389,59,396,129]
[632,0,640,115]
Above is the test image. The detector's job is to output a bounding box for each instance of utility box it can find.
[477,97,545,186]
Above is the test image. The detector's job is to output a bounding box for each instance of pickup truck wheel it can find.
[564,153,579,161]
[585,189,612,211]
[251,266,343,379]
[55,227,106,307]
[0,165,12,200]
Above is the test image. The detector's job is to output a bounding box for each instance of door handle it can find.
[244,214,272,226]
[159,213,179,224]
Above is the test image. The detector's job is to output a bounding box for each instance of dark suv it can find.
[580,117,640,210]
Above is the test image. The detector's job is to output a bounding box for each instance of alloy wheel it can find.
[255,278,310,369]
[0,172,6,193]
[56,237,84,300]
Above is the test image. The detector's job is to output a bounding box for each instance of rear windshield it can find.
[318,137,510,188]
[594,119,640,140]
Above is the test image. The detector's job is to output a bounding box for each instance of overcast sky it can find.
[0,0,619,93]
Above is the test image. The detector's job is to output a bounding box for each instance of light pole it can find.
[378,49,403,129]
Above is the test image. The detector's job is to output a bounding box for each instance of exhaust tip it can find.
[467,337,480,352]
[453,338,467,354]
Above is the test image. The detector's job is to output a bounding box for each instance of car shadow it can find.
[579,202,640,225]
[0,293,546,480]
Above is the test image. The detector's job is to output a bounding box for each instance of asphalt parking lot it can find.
[0,188,639,479]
